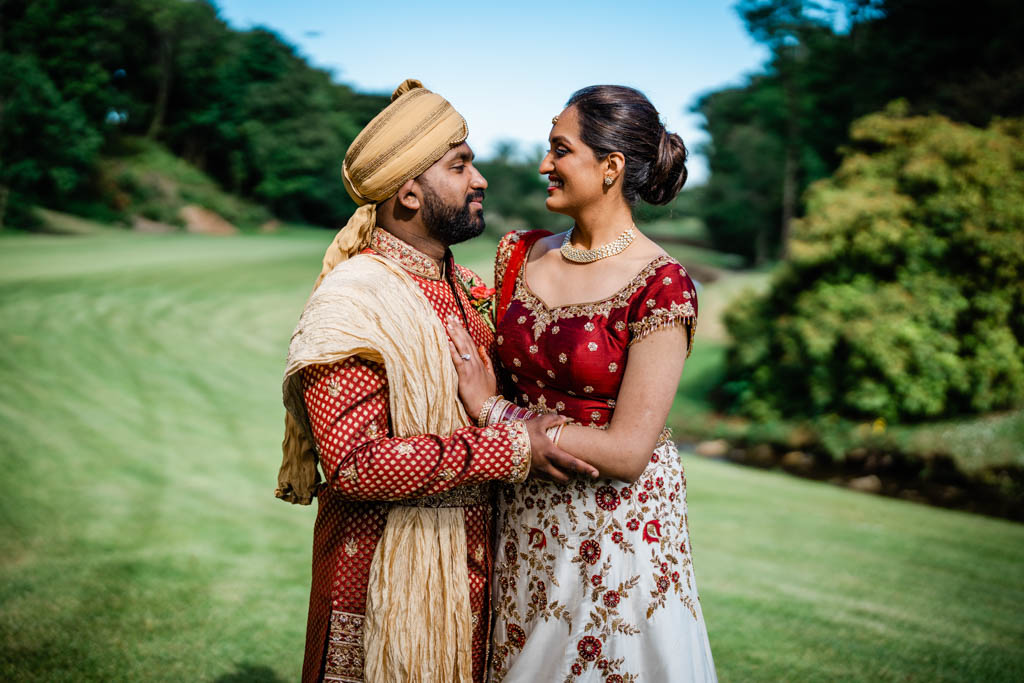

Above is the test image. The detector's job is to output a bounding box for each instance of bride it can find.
[447,85,716,682]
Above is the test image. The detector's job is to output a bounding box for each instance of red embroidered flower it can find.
[656,476,664,487]
[504,541,518,560]
[579,539,601,564]
[591,574,602,587]
[660,561,669,573]
[637,491,649,503]
[597,659,608,670]
[537,498,546,510]
[672,571,680,583]
[657,575,671,593]
[611,531,623,544]
[550,525,559,537]
[595,485,620,511]
[626,519,640,531]
[620,487,632,500]
[607,676,624,683]
[577,635,602,661]
[650,453,659,463]
[643,479,654,491]
[679,539,687,554]
[524,497,534,509]
[603,590,620,608]
[571,663,583,675]
[642,519,662,543]
[500,577,508,591]
[528,527,546,549]
[470,285,496,301]
[669,492,676,501]
[506,623,526,649]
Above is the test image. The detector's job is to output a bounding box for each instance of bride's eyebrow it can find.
[549,135,571,146]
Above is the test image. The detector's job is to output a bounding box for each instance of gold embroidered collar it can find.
[370,228,443,280]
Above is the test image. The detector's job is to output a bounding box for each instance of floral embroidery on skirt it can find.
[490,441,717,683]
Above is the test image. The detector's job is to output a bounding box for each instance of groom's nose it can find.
[470,164,488,190]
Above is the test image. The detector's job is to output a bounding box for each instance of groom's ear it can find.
[396,178,421,211]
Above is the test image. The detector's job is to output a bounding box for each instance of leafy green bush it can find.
[721,102,1024,421]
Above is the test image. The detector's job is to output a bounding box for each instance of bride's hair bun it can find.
[565,85,688,206]
[640,127,688,206]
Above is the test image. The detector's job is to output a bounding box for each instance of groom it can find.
[277,79,588,683]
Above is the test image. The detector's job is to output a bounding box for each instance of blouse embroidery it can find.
[514,256,676,339]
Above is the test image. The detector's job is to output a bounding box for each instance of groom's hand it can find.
[525,414,600,483]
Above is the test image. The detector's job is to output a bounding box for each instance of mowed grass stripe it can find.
[1,231,1022,682]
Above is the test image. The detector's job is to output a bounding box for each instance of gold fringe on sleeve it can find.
[628,308,697,357]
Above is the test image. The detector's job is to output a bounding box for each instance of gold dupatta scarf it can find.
[281,254,474,683]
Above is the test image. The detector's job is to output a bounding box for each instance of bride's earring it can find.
[604,176,614,187]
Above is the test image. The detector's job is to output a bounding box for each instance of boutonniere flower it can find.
[459,277,497,332]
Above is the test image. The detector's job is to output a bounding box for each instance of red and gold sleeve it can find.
[300,358,531,501]
[628,263,699,356]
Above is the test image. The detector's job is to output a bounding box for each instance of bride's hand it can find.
[446,314,498,421]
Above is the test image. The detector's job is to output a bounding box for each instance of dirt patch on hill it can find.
[179,205,238,235]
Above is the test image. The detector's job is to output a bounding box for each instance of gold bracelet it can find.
[477,395,503,428]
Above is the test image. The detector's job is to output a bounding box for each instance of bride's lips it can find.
[547,176,563,193]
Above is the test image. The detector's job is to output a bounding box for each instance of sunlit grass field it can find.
[2,230,1022,682]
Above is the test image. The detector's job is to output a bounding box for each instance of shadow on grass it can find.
[214,663,287,683]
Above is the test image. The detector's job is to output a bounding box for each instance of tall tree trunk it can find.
[147,35,172,139]
[778,55,801,260]
[780,141,797,259]
[0,185,9,229]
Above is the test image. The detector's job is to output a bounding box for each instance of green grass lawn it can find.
[2,230,1023,682]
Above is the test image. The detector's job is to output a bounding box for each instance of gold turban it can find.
[311,78,468,291]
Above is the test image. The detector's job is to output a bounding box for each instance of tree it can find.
[0,53,102,226]
[737,0,821,259]
[697,0,1024,265]
[720,103,1024,421]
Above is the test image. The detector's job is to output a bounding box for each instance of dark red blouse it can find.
[494,230,698,428]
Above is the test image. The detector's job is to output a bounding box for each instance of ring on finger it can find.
[460,353,472,361]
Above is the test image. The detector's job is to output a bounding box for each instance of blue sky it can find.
[214,0,769,184]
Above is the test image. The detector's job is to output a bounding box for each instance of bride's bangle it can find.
[477,395,503,428]
[487,398,515,426]
[545,423,565,445]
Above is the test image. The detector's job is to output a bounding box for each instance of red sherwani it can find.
[300,228,530,683]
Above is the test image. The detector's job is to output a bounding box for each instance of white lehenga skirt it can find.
[489,439,716,683]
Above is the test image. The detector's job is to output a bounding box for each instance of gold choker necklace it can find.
[560,225,636,263]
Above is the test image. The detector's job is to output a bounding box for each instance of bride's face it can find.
[539,106,606,216]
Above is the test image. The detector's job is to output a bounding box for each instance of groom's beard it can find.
[422,189,486,246]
